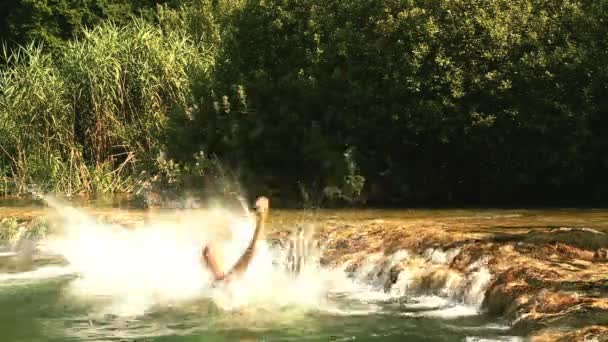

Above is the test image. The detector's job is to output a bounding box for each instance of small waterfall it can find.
[340,246,494,316]
[464,256,493,306]
[423,246,461,265]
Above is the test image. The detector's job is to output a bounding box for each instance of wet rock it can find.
[523,227,608,252]
[531,325,608,342]
[305,215,608,340]
[595,248,608,260]
[483,268,534,317]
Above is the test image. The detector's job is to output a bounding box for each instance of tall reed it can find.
[0,19,212,195]
[0,43,85,193]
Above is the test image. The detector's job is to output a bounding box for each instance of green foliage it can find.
[0,43,78,193]
[322,148,366,204]
[62,20,208,168]
[0,0,167,52]
[0,217,48,242]
[0,217,20,241]
[197,0,607,205]
[0,0,607,205]
[0,18,211,195]
[21,217,49,240]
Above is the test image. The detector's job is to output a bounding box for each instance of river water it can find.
[2,197,606,341]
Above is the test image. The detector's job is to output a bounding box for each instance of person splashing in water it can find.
[201,196,269,283]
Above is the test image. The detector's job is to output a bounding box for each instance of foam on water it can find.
[400,303,479,319]
[0,265,74,284]
[465,337,525,342]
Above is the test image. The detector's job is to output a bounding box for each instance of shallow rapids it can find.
[0,199,524,341]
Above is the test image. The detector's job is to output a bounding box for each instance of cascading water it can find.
[0,198,524,341]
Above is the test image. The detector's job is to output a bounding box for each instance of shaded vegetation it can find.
[1,0,607,206]
[0,0,167,52]
[0,216,47,241]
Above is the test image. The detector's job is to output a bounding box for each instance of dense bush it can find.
[197,0,608,205]
[0,0,168,52]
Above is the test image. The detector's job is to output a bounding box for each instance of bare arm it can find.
[223,196,269,279]
[202,245,225,281]
[202,196,269,283]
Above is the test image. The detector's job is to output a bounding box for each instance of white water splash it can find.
[35,196,347,317]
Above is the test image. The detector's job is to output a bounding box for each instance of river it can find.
[1,197,607,341]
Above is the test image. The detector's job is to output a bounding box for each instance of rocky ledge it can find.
[297,212,608,341]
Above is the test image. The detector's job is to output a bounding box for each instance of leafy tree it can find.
[0,0,167,51]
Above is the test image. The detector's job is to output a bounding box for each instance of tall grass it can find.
[0,19,212,195]
[0,43,82,193]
